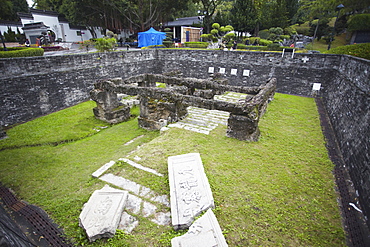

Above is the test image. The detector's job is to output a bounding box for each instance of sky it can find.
[27,0,34,7]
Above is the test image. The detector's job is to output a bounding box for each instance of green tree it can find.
[198,0,223,33]
[0,0,29,21]
[230,0,258,34]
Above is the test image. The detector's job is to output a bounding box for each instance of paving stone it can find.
[118,158,163,177]
[79,185,128,242]
[168,153,214,230]
[139,186,155,198]
[151,194,170,207]
[171,209,228,247]
[125,193,142,215]
[100,173,141,195]
[142,201,157,217]
[151,212,171,226]
[118,212,139,233]
[92,160,115,178]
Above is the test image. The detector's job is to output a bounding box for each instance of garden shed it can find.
[138,27,166,47]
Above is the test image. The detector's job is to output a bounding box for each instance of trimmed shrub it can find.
[259,39,273,46]
[95,37,117,52]
[348,14,370,32]
[184,42,208,48]
[259,30,270,39]
[280,35,290,40]
[163,41,174,48]
[0,47,44,58]
[324,43,370,60]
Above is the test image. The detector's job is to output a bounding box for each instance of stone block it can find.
[171,209,228,247]
[92,160,115,178]
[118,212,139,233]
[100,173,141,195]
[168,153,214,230]
[79,185,128,242]
[226,113,260,141]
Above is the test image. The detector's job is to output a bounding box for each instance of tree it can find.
[0,0,29,21]
[198,0,223,33]
[230,0,258,34]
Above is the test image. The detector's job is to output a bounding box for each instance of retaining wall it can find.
[0,49,369,228]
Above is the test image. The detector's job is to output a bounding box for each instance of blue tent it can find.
[138,28,166,47]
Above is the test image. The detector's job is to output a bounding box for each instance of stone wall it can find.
[0,49,369,227]
[322,56,370,222]
[156,50,340,95]
[0,50,157,126]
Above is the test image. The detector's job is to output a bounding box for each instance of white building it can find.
[17,8,104,44]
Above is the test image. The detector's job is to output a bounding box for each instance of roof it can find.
[29,8,59,17]
[0,20,22,27]
[17,12,34,19]
[22,22,50,30]
[165,16,202,27]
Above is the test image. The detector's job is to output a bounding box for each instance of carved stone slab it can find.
[79,185,128,242]
[168,153,214,230]
[171,209,228,247]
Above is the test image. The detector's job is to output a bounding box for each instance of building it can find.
[164,16,202,43]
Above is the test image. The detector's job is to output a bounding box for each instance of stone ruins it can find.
[90,73,276,141]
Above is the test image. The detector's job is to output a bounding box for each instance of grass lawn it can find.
[0,94,345,246]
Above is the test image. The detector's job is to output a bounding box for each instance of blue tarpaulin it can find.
[138,27,166,47]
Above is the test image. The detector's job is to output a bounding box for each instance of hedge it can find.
[324,43,370,60]
[0,47,44,58]
[184,42,208,48]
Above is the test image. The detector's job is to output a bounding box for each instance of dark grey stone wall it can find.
[0,50,157,126]
[156,49,340,95]
[322,56,370,222]
[0,50,369,228]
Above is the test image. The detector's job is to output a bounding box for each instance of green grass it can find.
[0,94,345,246]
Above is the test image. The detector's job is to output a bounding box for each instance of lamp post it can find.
[328,4,344,50]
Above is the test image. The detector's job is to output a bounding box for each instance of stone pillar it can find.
[90,89,130,124]
[138,96,187,130]
[226,112,260,141]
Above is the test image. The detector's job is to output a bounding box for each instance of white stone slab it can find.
[243,69,250,77]
[219,68,225,74]
[92,160,115,178]
[118,212,139,233]
[142,201,157,217]
[171,209,228,247]
[313,83,321,91]
[118,158,163,177]
[208,67,214,73]
[100,173,141,195]
[151,211,171,226]
[168,153,214,230]
[230,68,237,75]
[125,193,142,214]
[79,185,128,242]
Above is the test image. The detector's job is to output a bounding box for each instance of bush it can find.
[324,43,370,60]
[94,37,117,52]
[280,35,290,40]
[184,42,208,48]
[259,30,270,39]
[348,14,370,32]
[293,23,310,36]
[267,43,281,50]
[163,41,174,48]
[0,47,44,58]
[259,39,273,46]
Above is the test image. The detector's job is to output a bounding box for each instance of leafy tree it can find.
[0,0,29,21]
[198,0,223,33]
[95,37,117,52]
[230,0,258,34]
